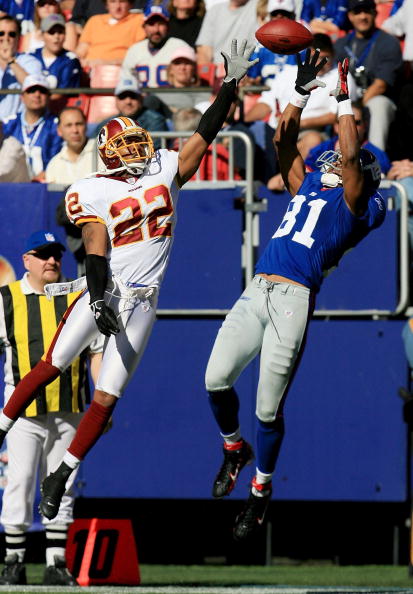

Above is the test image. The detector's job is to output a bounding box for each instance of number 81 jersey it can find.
[255,171,386,292]
[65,149,180,288]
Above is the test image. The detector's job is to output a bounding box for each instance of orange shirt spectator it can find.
[76,0,144,65]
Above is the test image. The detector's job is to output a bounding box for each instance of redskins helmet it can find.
[316,148,381,191]
[97,116,155,175]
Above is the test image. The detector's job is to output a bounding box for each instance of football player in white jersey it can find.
[0,39,258,520]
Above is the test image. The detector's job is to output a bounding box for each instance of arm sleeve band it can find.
[85,254,108,303]
[195,79,237,145]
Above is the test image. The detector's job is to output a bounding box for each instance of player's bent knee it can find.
[93,389,118,408]
[205,371,232,393]
[256,406,277,424]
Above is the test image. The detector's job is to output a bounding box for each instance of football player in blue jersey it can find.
[205,50,386,541]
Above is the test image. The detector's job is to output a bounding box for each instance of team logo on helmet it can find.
[97,116,155,175]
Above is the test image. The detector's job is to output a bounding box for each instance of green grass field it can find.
[21,563,413,588]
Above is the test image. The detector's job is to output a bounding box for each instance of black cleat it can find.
[212,439,254,498]
[43,556,77,586]
[0,554,27,585]
[233,479,272,541]
[39,463,72,520]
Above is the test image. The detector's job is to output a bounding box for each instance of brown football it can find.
[255,18,313,55]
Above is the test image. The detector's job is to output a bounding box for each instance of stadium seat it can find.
[87,64,121,124]
[197,63,216,87]
[67,94,91,119]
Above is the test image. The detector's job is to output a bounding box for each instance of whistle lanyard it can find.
[344,30,379,69]
[21,115,45,174]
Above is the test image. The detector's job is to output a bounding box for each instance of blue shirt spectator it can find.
[304,102,391,175]
[0,15,43,120]
[301,0,350,31]
[0,0,34,34]
[2,74,62,180]
[248,0,298,84]
[31,15,81,89]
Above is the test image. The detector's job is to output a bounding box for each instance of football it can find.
[255,18,313,55]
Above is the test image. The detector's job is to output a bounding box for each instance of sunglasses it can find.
[117,91,139,100]
[25,86,49,94]
[37,0,59,6]
[28,249,62,261]
[0,30,17,38]
[351,7,374,13]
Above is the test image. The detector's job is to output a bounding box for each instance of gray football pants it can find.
[205,275,312,422]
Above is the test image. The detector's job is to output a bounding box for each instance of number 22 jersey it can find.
[256,171,386,292]
[65,149,180,289]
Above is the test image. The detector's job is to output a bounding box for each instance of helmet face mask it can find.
[316,148,381,192]
[98,117,155,175]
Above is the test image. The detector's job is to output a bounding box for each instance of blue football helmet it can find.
[316,148,381,191]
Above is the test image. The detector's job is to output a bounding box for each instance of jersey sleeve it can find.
[364,192,386,229]
[65,179,106,227]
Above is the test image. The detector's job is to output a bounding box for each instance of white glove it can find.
[221,39,259,84]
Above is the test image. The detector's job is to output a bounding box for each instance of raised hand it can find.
[295,48,328,95]
[330,58,349,102]
[221,39,259,84]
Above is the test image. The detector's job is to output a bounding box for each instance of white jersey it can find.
[65,149,180,289]
[120,37,191,87]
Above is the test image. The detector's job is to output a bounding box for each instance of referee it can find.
[0,230,102,586]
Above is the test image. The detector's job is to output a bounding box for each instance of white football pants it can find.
[46,280,158,398]
[1,412,81,531]
[205,275,312,422]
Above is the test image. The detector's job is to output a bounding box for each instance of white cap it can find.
[114,78,141,97]
[267,0,295,13]
[22,74,50,92]
[170,46,197,63]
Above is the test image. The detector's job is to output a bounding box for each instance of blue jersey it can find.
[31,49,81,89]
[255,171,386,291]
[2,112,62,175]
[248,46,296,84]
[300,0,349,29]
[0,0,33,31]
[305,138,391,175]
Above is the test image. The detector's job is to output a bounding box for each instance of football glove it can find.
[90,300,120,337]
[330,58,350,102]
[221,39,259,84]
[295,48,328,95]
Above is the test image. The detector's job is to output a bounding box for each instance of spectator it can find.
[45,106,94,184]
[0,121,30,182]
[304,100,391,173]
[334,0,403,151]
[196,0,259,67]
[32,15,81,93]
[0,15,43,120]
[121,4,192,87]
[75,0,145,67]
[245,34,354,159]
[0,230,103,587]
[94,78,169,149]
[0,0,34,35]
[64,0,144,51]
[160,46,211,112]
[20,0,64,53]
[300,0,350,36]
[382,0,413,67]
[167,0,205,47]
[387,158,413,252]
[173,106,240,180]
[247,0,297,85]
[2,74,62,182]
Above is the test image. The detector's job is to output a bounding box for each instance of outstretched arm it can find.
[176,39,258,186]
[274,48,328,197]
[330,59,365,215]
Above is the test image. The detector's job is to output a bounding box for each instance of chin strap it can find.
[321,173,342,187]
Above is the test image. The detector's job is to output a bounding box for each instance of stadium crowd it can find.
[0,0,410,185]
[0,0,412,585]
